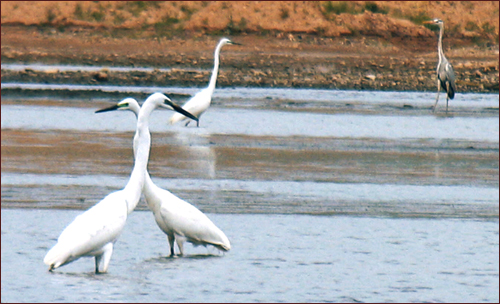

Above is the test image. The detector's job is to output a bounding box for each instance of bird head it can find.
[95,94,198,122]
[424,18,444,26]
[95,98,140,115]
[221,37,242,46]
[148,92,199,122]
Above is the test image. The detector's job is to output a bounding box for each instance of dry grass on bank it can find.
[1,1,498,42]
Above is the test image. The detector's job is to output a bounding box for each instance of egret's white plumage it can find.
[100,98,230,256]
[143,173,231,255]
[169,38,240,127]
[44,93,192,273]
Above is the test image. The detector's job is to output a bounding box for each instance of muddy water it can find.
[1,86,499,302]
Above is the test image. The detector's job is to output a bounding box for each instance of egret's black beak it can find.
[95,104,119,113]
[230,41,242,46]
[164,99,199,122]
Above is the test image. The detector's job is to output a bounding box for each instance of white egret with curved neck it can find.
[169,37,241,127]
[43,93,195,273]
[97,98,230,256]
[424,18,457,113]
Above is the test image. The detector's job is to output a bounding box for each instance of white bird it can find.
[44,93,196,273]
[169,37,241,127]
[97,98,230,257]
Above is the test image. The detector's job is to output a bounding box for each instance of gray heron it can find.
[424,18,457,113]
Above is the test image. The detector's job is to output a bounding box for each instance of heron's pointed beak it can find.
[230,41,242,46]
[95,104,119,113]
[164,99,199,122]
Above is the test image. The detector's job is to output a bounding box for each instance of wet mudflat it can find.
[1,85,498,302]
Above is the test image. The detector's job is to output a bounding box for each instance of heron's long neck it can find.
[207,42,224,93]
[437,25,445,66]
[123,105,152,214]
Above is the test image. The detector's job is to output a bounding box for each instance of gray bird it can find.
[424,18,457,113]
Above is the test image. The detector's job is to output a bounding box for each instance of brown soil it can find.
[1,1,499,93]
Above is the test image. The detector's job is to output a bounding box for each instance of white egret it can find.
[44,93,196,273]
[97,98,230,257]
[424,18,457,113]
[169,38,241,127]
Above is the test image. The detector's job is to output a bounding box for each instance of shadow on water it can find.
[145,253,225,263]
[48,271,110,279]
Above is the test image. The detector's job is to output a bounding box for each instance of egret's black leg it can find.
[168,234,175,257]
[95,255,102,273]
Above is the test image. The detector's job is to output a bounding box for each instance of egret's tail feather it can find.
[43,244,72,270]
[215,242,231,252]
[200,241,230,252]
[185,236,231,252]
[219,233,231,251]
[209,235,231,252]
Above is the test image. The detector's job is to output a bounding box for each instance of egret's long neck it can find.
[133,130,161,211]
[123,104,152,214]
[130,105,160,211]
[207,41,225,93]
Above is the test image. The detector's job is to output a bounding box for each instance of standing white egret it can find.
[97,99,230,257]
[44,93,196,273]
[169,38,241,127]
[424,18,457,113]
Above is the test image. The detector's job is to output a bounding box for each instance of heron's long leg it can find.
[445,82,450,114]
[185,120,190,127]
[433,79,441,112]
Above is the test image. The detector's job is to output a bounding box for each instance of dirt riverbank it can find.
[1,1,498,93]
[2,25,498,94]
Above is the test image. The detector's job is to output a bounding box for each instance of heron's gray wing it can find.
[446,62,457,92]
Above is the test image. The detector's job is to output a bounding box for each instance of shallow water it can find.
[2,209,498,303]
[2,104,499,141]
[1,84,498,302]
[2,82,499,109]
